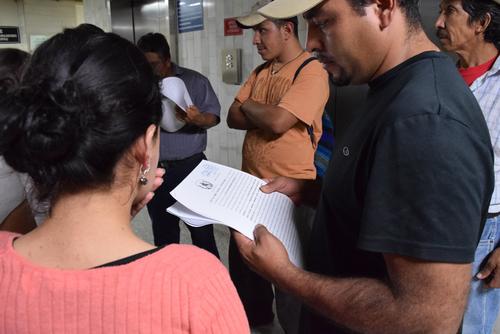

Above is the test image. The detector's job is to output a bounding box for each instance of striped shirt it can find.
[469,55,500,212]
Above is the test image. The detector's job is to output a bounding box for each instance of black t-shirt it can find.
[300,52,494,333]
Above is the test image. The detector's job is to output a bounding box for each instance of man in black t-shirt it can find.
[232,0,495,333]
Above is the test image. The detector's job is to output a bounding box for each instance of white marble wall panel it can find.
[83,0,111,32]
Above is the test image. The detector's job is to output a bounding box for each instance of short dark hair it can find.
[0,48,30,95]
[462,0,500,49]
[0,25,162,205]
[345,0,422,29]
[272,16,299,37]
[137,33,171,61]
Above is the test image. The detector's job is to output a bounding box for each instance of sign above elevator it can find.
[0,27,20,43]
[178,0,204,33]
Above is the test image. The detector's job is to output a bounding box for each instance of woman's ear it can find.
[144,124,158,165]
[135,124,158,166]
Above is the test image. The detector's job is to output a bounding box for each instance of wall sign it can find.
[30,35,49,51]
[177,0,204,33]
[224,18,243,36]
[0,27,20,43]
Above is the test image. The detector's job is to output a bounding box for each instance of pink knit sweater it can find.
[0,232,249,333]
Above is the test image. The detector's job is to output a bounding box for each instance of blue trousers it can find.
[146,152,219,258]
[462,216,500,334]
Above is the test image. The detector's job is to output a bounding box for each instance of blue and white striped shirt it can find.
[470,55,500,212]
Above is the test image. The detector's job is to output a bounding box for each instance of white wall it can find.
[0,0,84,52]
[82,0,111,32]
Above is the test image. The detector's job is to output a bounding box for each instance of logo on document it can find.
[197,179,213,190]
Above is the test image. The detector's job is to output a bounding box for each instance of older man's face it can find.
[435,0,477,53]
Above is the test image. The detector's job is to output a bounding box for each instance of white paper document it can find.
[161,76,193,111]
[159,77,194,132]
[167,160,304,267]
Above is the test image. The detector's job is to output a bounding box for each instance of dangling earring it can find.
[139,164,150,185]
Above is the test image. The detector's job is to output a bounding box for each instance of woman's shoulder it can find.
[0,231,18,254]
[143,243,226,276]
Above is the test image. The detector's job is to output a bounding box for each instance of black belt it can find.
[159,152,204,169]
[487,212,500,219]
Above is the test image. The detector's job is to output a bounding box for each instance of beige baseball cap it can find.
[257,0,324,19]
[236,0,274,28]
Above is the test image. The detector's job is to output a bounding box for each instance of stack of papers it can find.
[167,160,304,267]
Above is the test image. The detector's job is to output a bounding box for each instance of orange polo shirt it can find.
[236,51,329,179]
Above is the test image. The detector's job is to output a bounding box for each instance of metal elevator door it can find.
[110,0,177,60]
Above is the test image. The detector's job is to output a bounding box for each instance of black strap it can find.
[93,245,166,268]
[253,56,317,81]
[292,57,317,146]
[293,56,316,82]
[254,56,318,147]
[254,61,271,77]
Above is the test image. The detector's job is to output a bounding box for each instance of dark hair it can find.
[0,25,162,205]
[0,48,30,95]
[462,0,500,49]
[137,33,171,61]
[272,16,299,37]
[71,23,105,36]
[344,0,422,29]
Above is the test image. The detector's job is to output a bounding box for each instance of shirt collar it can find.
[491,54,500,75]
[171,62,183,76]
[470,53,500,90]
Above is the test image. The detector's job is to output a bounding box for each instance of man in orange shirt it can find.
[227,0,329,329]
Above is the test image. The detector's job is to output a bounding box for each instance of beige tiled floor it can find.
[132,208,500,334]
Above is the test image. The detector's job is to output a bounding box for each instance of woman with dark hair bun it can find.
[0,48,37,233]
[0,25,249,333]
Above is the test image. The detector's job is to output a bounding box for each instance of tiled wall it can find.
[0,0,84,52]
[83,0,308,169]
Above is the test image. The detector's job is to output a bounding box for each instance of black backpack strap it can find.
[253,56,319,147]
[291,56,318,146]
[254,61,272,77]
[292,56,317,83]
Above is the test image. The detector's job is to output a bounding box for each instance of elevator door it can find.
[110,0,167,44]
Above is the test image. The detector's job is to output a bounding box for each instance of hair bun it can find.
[1,27,162,204]
[0,83,83,180]
[25,83,82,163]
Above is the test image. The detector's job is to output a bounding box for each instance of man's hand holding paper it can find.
[233,225,295,286]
